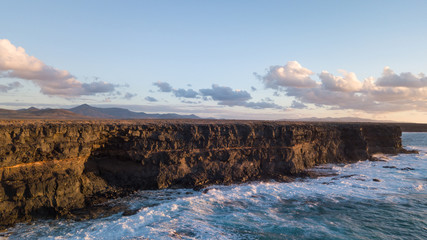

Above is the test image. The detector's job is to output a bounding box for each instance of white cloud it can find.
[376,66,427,88]
[257,61,317,89]
[0,39,117,97]
[319,70,362,92]
[0,39,44,72]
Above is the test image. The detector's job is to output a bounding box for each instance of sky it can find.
[1,0,426,122]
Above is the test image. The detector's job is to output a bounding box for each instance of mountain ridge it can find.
[0,104,200,120]
[0,108,90,120]
[68,104,200,119]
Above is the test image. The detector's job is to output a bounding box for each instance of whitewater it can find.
[3,132,426,240]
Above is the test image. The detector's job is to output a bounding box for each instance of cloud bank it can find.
[200,84,282,109]
[257,61,427,113]
[153,81,282,110]
[0,39,117,97]
[200,84,251,106]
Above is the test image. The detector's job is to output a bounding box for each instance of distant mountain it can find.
[0,104,200,120]
[280,117,392,123]
[68,104,200,119]
[0,107,90,119]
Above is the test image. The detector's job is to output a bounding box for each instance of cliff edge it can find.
[0,120,405,228]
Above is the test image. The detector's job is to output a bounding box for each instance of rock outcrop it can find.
[0,120,405,228]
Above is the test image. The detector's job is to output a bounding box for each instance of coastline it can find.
[0,120,408,228]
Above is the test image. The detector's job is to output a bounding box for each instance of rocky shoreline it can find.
[0,120,408,228]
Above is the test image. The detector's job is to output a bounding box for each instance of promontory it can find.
[0,120,407,228]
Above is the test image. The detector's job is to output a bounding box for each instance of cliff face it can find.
[0,120,404,228]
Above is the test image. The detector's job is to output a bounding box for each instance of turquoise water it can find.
[4,133,427,240]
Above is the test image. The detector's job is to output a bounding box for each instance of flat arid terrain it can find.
[1,104,426,131]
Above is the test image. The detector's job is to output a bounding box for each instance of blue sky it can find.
[1,0,426,122]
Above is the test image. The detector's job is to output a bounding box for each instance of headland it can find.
[0,120,408,228]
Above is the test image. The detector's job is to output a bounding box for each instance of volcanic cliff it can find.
[0,120,405,228]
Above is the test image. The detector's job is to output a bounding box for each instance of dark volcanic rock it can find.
[400,167,415,171]
[383,166,397,169]
[0,120,406,228]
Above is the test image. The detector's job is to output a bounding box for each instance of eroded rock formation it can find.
[0,120,405,228]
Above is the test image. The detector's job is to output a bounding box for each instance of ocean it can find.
[3,132,426,240]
